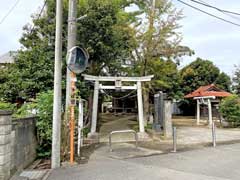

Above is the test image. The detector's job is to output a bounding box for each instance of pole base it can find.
[87,132,99,144]
[137,132,151,141]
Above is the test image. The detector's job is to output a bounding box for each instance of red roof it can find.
[185,84,231,98]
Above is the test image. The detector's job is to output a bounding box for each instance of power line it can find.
[35,0,48,23]
[197,0,240,21]
[30,0,48,34]
[0,0,20,25]
[177,0,240,27]
[189,0,240,16]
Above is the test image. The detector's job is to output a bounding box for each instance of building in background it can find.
[0,51,16,68]
[185,84,231,119]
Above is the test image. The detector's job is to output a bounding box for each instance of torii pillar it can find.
[137,81,145,133]
[90,80,99,135]
[195,96,215,127]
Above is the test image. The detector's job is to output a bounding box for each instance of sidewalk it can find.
[47,143,240,180]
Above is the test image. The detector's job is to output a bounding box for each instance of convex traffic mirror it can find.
[67,46,89,74]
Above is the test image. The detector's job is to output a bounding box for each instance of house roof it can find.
[0,52,16,64]
[184,84,231,98]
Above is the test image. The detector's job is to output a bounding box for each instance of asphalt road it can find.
[47,143,240,180]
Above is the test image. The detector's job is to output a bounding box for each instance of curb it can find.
[42,169,52,180]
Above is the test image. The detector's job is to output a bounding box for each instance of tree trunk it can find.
[140,1,155,125]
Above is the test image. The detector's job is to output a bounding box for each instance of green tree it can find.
[180,58,231,95]
[215,72,231,92]
[0,0,69,102]
[220,95,240,126]
[0,0,139,159]
[148,59,182,98]
[77,0,136,76]
[0,0,135,102]
[129,0,192,119]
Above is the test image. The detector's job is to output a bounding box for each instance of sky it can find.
[0,0,239,76]
[0,0,43,53]
[173,0,240,76]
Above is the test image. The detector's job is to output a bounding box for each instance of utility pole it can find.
[65,0,77,118]
[52,0,63,169]
[66,0,78,164]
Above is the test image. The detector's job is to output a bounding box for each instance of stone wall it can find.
[0,111,12,180]
[11,117,37,174]
[0,111,37,180]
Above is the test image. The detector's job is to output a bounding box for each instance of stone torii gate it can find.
[83,74,154,138]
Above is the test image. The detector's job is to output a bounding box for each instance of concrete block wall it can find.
[0,111,37,180]
[0,111,12,180]
[11,117,37,174]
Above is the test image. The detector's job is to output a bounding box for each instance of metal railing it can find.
[109,130,138,152]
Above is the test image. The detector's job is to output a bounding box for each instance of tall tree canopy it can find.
[180,58,231,95]
[77,0,136,76]
[0,0,136,102]
[0,0,69,102]
[127,0,193,119]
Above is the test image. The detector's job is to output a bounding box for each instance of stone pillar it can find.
[137,81,145,133]
[196,99,200,125]
[163,100,173,139]
[208,99,213,126]
[0,110,12,180]
[153,92,166,132]
[153,93,161,132]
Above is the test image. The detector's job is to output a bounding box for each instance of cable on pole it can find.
[177,0,240,27]
[189,0,240,16]
[30,0,48,34]
[35,0,48,23]
[0,0,21,25]
[196,0,240,21]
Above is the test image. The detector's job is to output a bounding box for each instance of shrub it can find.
[82,127,90,137]
[0,101,15,111]
[13,103,36,118]
[1,91,54,158]
[35,90,54,158]
[219,95,240,125]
